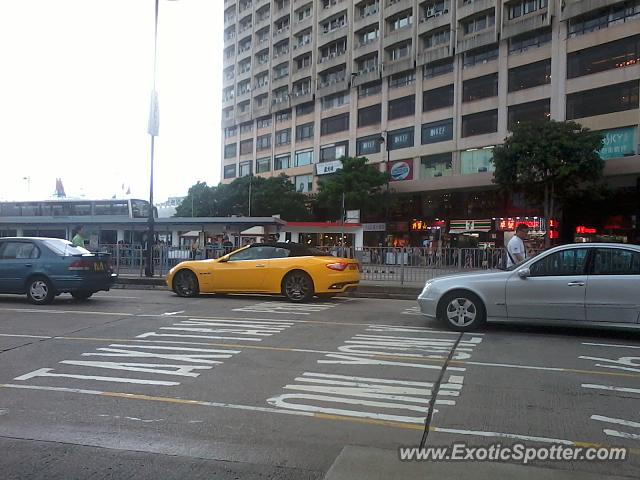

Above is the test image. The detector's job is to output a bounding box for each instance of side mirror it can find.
[517,267,531,278]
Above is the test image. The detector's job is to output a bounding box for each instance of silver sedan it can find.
[417,243,640,332]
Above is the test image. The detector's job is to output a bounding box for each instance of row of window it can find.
[226,80,639,158]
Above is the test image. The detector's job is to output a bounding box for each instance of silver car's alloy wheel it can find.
[446,297,477,327]
[29,281,49,302]
[283,272,312,302]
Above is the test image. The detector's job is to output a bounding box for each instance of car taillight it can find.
[68,260,91,271]
[326,262,349,271]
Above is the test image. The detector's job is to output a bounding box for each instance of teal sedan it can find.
[0,237,117,305]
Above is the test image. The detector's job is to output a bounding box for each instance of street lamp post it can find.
[377,133,391,245]
[145,0,177,276]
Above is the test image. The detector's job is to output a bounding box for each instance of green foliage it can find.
[175,175,310,220]
[493,120,604,220]
[316,156,390,219]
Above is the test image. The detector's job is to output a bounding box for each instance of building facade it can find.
[220,0,640,243]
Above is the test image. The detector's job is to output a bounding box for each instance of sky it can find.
[0,0,223,203]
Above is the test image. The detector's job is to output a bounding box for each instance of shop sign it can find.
[450,219,492,233]
[362,223,386,232]
[496,217,546,233]
[598,127,637,160]
[576,226,597,234]
[315,160,343,176]
[410,220,446,231]
[389,160,413,181]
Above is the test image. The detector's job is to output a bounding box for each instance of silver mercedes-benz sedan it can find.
[417,243,640,332]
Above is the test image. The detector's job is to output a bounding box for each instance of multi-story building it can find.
[220,0,640,244]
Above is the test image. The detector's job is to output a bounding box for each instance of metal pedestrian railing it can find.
[98,243,543,285]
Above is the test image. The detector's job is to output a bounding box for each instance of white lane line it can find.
[0,308,133,317]
[0,383,315,418]
[461,361,565,372]
[582,342,640,350]
[163,311,185,316]
[582,384,640,395]
[431,426,575,446]
[0,307,453,330]
[591,415,640,429]
[93,295,140,300]
[0,333,51,339]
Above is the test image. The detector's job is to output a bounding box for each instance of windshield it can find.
[43,239,91,256]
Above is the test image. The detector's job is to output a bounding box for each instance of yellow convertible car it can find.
[165,242,360,302]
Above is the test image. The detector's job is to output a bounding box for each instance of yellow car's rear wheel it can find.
[173,269,199,298]
[282,271,314,303]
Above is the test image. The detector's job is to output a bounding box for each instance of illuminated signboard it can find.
[496,218,546,232]
[410,220,446,231]
[576,226,597,234]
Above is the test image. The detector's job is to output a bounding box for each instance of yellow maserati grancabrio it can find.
[165,242,360,302]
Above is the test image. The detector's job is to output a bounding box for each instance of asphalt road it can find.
[0,290,639,479]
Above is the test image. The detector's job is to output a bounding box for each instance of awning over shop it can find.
[449,219,492,234]
[241,226,265,236]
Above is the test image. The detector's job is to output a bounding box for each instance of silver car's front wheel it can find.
[439,292,486,332]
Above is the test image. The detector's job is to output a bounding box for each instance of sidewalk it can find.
[113,275,422,300]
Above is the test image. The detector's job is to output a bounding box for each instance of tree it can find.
[175,181,215,217]
[316,156,390,220]
[175,175,311,220]
[493,120,604,246]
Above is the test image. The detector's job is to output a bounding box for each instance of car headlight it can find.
[421,281,433,295]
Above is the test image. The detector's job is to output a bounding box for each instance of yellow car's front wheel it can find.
[282,271,314,303]
[173,269,199,298]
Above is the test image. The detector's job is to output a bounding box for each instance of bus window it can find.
[131,200,150,218]
[0,203,20,216]
[21,203,39,216]
[69,203,91,216]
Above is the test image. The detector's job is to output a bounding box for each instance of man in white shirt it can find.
[506,224,529,267]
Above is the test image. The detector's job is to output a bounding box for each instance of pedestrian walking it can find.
[71,225,86,248]
[506,223,530,268]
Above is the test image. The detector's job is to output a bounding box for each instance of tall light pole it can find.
[145,0,177,276]
[378,132,391,245]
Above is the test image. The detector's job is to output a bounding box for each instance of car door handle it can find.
[567,281,585,287]
[24,264,32,268]
[255,264,266,268]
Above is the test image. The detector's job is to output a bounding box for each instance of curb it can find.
[113,279,420,300]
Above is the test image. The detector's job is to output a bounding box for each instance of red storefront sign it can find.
[496,218,544,232]
[576,226,597,234]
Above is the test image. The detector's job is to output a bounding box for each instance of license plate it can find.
[93,262,105,272]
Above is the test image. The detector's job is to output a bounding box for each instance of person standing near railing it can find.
[506,224,530,268]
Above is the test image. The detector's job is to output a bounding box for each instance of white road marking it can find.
[93,295,140,300]
[581,384,640,395]
[582,342,640,350]
[591,415,640,440]
[233,301,338,315]
[136,331,264,342]
[82,344,239,365]
[317,353,449,370]
[448,375,464,384]
[13,368,180,386]
[59,360,212,377]
[602,430,640,440]
[0,333,51,339]
[591,415,640,429]
[163,311,185,316]
[0,383,316,418]
[401,307,424,316]
[267,393,431,424]
[431,427,574,445]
